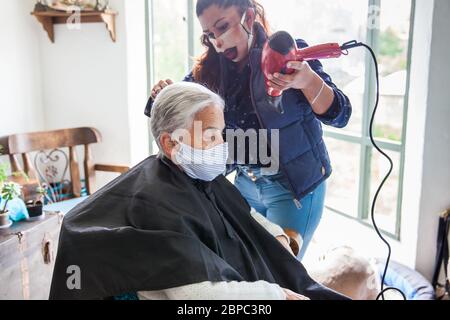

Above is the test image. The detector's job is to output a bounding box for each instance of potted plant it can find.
[26,185,46,219]
[0,148,8,226]
[0,146,29,226]
[0,152,26,226]
[0,182,23,228]
[0,162,10,226]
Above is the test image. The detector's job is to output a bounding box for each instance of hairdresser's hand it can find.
[268,61,335,114]
[282,288,310,300]
[266,61,316,92]
[151,79,174,99]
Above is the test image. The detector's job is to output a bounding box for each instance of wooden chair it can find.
[0,127,129,203]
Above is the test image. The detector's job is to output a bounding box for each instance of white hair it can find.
[150,82,225,156]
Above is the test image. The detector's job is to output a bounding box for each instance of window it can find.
[146,0,190,152]
[151,0,189,82]
[146,0,414,237]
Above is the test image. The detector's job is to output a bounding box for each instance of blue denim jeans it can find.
[234,167,326,260]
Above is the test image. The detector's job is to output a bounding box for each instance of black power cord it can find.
[341,40,407,300]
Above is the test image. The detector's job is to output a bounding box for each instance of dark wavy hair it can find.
[193,0,271,91]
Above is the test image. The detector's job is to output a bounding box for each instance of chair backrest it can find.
[0,127,102,202]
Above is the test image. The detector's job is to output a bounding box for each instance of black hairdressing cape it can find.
[49,156,348,300]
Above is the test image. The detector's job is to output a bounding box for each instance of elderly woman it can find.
[50,82,347,300]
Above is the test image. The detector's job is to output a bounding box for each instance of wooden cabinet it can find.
[0,213,62,300]
[0,197,87,300]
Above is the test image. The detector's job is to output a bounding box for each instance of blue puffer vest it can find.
[244,25,352,201]
[145,23,352,201]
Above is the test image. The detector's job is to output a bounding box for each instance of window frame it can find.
[145,0,195,155]
[323,0,416,239]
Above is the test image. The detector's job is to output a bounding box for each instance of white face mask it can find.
[173,142,229,182]
[209,11,254,62]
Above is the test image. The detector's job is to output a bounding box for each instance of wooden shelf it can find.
[31,10,117,43]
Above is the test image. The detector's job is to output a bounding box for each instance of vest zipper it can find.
[248,54,302,207]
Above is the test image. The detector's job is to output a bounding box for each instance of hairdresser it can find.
[144,0,352,260]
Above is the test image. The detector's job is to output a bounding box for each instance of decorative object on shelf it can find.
[96,0,109,11]
[36,0,110,12]
[46,1,97,12]
[34,1,50,12]
[31,0,116,43]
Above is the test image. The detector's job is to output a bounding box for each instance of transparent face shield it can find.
[207,10,254,61]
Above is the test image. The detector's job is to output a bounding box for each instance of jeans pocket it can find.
[270,174,292,192]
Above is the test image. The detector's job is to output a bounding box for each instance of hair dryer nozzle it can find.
[268,31,297,55]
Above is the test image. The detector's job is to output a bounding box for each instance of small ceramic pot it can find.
[0,212,10,226]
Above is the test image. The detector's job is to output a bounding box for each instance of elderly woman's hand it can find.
[266,61,316,92]
[151,79,174,99]
[282,288,310,300]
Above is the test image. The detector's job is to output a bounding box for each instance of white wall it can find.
[411,0,450,280]
[0,0,45,137]
[37,0,129,186]
[1,0,149,187]
[36,0,148,187]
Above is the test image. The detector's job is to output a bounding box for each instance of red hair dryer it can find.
[261,31,344,113]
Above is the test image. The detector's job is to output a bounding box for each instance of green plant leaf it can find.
[0,162,10,186]
[1,182,22,200]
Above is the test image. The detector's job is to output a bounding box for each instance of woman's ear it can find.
[245,7,256,30]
